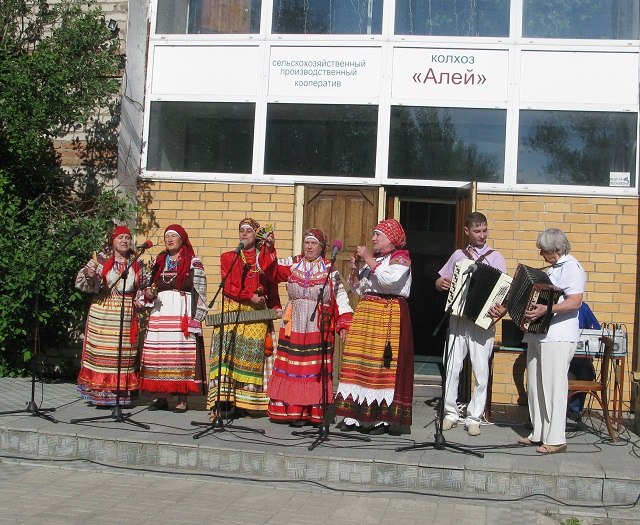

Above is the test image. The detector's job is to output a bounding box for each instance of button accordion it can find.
[506,264,563,334]
[445,259,512,330]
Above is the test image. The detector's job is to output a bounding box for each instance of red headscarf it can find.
[152,224,195,290]
[102,225,133,280]
[304,227,328,257]
[374,219,407,249]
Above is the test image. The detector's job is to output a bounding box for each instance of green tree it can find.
[0,0,136,376]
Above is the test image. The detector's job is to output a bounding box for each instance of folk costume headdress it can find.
[374,219,407,250]
[303,227,328,256]
[152,224,195,291]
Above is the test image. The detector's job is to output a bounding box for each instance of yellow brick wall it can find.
[137,181,296,351]
[477,193,638,410]
[136,183,638,412]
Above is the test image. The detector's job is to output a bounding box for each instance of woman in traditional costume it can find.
[260,228,352,427]
[334,219,414,435]
[75,226,146,407]
[207,218,282,417]
[138,224,208,413]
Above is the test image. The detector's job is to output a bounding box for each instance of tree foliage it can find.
[0,1,136,376]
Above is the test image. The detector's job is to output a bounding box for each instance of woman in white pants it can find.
[520,228,586,454]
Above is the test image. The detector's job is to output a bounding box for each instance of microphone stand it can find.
[70,245,151,429]
[0,229,81,421]
[396,271,483,457]
[293,253,370,450]
[191,247,264,439]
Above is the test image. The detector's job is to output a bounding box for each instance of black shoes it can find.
[148,399,169,411]
[336,420,358,432]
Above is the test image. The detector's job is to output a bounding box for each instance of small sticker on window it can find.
[610,172,630,187]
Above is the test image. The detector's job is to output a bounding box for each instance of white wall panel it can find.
[151,46,261,97]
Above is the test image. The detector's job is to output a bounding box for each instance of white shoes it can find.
[466,423,481,436]
[441,418,457,431]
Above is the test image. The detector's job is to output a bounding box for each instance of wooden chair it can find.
[568,335,616,442]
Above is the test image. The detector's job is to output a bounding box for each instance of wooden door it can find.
[303,185,379,379]
[201,0,251,33]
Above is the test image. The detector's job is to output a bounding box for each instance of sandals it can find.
[517,437,542,446]
[536,443,567,454]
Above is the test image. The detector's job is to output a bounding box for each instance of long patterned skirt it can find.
[207,298,273,412]
[334,296,414,427]
[76,291,139,406]
[139,290,206,395]
[267,298,333,424]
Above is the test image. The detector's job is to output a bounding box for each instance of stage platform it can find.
[0,376,639,513]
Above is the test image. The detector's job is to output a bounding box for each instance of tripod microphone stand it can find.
[0,227,84,421]
[70,245,151,429]
[292,252,370,451]
[396,270,483,457]
[192,244,264,439]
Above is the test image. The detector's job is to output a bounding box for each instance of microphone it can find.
[65,226,82,242]
[462,263,478,276]
[234,241,246,254]
[136,240,153,250]
[330,240,342,262]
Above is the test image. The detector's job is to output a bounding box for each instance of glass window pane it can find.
[395,0,510,37]
[156,0,261,34]
[388,106,506,182]
[265,104,378,176]
[517,110,637,187]
[147,102,255,173]
[272,0,383,34]
[523,0,639,40]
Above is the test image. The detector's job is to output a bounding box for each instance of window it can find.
[272,0,383,34]
[388,106,506,182]
[265,104,378,176]
[156,0,261,34]
[517,110,637,187]
[147,102,255,173]
[523,0,639,40]
[395,0,510,37]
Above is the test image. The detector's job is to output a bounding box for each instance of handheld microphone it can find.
[65,226,82,243]
[462,263,478,276]
[136,240,153,250]
[330,240,342,262]
[234,241,246,254]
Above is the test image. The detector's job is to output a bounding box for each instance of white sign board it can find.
[520,51,638,106]
[391,48,509,103]
[268,47,382,99]
[152,46,261,97]
[610,172,631,187]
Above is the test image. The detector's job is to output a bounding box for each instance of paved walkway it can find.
[0,457,630,525]
[1,377,639,524]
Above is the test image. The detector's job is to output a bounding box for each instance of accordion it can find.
[445,259,512,329]
[506,264,563,334]
[205,308,279,327]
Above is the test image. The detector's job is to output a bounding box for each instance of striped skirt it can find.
[334,295,414,427]
[207,298,273,412]
[267,298,333,423]
[139,290,206,395]
[76,291,139,406]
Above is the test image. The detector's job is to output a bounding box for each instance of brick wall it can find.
[137,181,296,349]
[138,183,639,410]
[477,193,638,408]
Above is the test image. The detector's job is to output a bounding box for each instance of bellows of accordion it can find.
[506,264,563,334]
[205,308,279,327]
[445,259,513,329]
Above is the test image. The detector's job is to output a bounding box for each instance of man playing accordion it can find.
[435,212,507,437]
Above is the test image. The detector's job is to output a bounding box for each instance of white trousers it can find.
[526,341,575,446]
[443,317,494,425]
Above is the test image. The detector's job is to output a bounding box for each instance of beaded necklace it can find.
[240,249,260,278]
[162,256,179,284]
